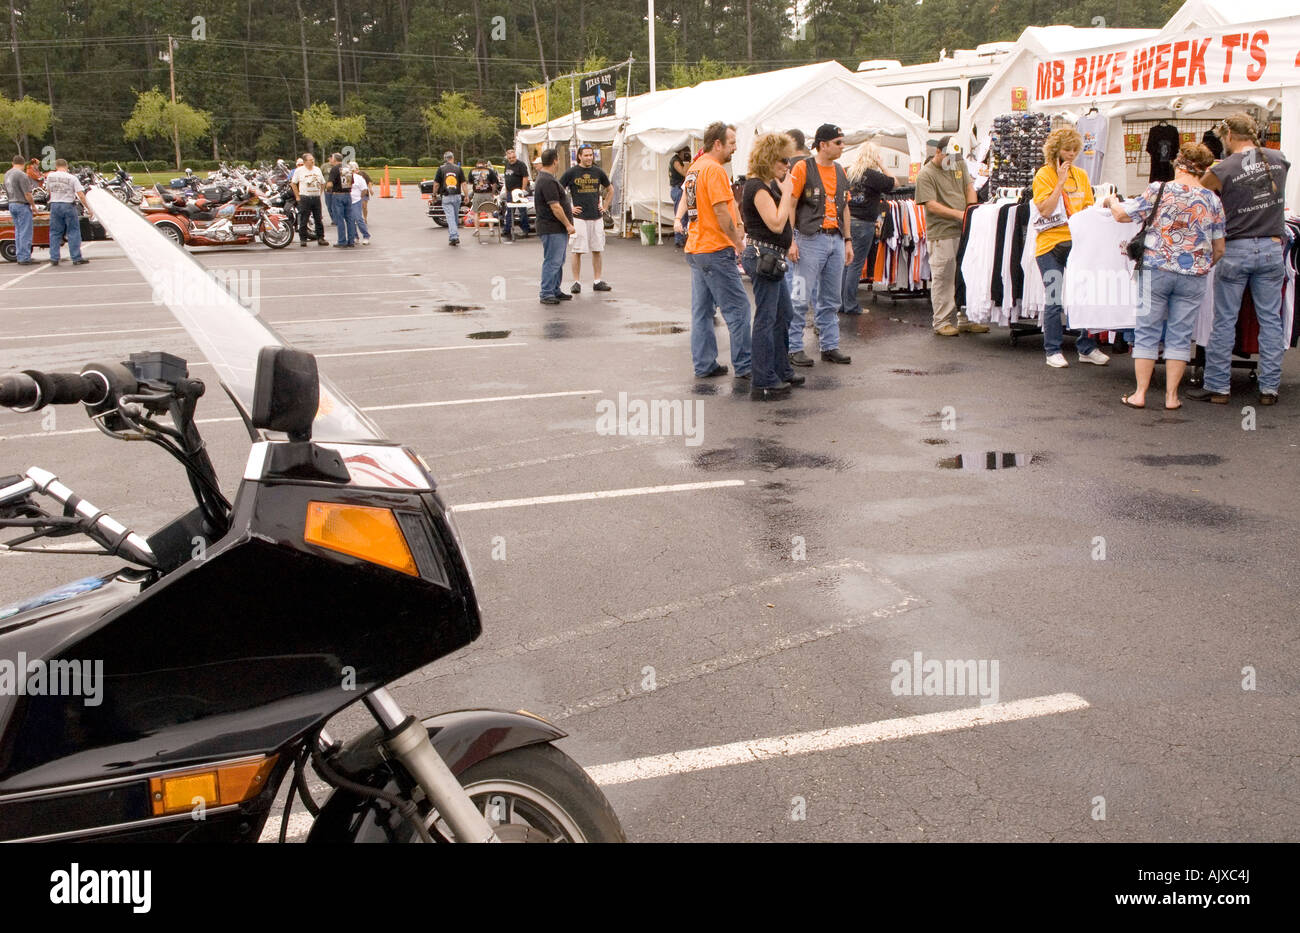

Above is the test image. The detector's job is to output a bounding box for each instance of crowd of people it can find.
[4,155,95,265]
[287,152,372,247]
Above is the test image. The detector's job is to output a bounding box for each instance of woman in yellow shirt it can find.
[1033,127,1110,368]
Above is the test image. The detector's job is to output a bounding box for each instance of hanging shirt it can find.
[1146,124,1180,182]
[1074,113,1108,180]
[1062,206,1140,330]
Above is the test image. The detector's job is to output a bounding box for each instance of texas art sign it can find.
[1034,21,1299,107]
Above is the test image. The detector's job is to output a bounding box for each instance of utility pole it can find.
[165,36,181,169]
[647,0,656,93]
[333,0,344,112]
[9,0,25,155]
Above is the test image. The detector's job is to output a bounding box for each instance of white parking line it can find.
[2,270,427,290]
[22,288,435,311]
[315,342,525,359]
[450,480,746,513]
[584,693,1092,786]
[366,389,601,413]
[0,264,47,290]
[0,312,464,342]
[397,559,904,690]
[551,592,923,721]
[1,390,601,441]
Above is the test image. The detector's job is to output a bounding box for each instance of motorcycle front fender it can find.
[304,708,566,843]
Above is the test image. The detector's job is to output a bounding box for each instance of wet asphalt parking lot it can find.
[1,197,1297,843]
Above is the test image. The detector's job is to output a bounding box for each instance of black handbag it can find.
[1125,181,1166,264]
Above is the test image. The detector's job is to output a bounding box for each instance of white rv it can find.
[855,44,1014,149]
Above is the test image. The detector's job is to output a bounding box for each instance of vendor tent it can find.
[965,24,1161,191]
[620,61,930,225]
[969,2,1300,202]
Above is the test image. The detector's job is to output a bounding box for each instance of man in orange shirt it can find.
[786,123,852,366]
[683,121,751,379]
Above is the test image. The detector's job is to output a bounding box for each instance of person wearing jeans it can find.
[1190,113,1291,405]
[787,229,843,358]
[1032,127,1108,367]
[689,247,753,378]
[348,163,371,245]
[1104,142,1224,410]
[44,158,92,265]
[4,155,36,264]
[533,148,574,304]
[786,124,852,365]
[840,142,893,315]
[739,132,801,400]
[433,151,465,246]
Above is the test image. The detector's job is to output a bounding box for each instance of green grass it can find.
[132,166,436,188]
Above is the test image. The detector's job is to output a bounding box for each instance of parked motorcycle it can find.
[105,163,144,205]
[0,189,626,843]
[144,181,293,250]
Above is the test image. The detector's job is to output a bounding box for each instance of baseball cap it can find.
[927,136,952,151]
[814,123,843,146]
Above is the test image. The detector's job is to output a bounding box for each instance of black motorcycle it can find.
[0,189,625,843]
[267,179,299,240]
[105,163,144,205]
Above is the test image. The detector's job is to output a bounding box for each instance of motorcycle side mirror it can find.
[251,346,318,442]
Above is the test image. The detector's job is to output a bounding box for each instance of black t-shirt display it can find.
[1201,130,1224,160]
[1146,124,1180,182]
[503,160,530,193]
[741,178,792,250]
[847,167,895,223]
[470,167,500,193]
[533,172,572,235]
[434,163,464,197]
[559,165,610,217]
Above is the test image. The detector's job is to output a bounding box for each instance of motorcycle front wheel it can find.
[261,222,293,249]
[425,744,626,843]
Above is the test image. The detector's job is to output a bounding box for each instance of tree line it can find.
[0,0,1181,166]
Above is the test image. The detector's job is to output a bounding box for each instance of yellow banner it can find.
[520,87,547,127]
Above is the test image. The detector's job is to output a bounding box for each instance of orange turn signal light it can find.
[149,755,278,816]
[303,502,418,576]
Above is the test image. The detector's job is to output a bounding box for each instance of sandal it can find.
[1120,394,1145,410]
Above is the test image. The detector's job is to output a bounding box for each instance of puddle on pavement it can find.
[922,438,949,445]
[890,362,965,376]
[466,330,511,340]
[628,321,687,335]
[939,452,1043,470]
[693,438,851,472]
[1104,490,1243,527]
[691,384,719,396]
[891,368,930,375]
[1130,453,1223,467]
[438,304,482,313]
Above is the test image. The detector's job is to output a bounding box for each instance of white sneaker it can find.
[1045,352,1069,368]
[362,237,371,245]
[1078,348,1110,365]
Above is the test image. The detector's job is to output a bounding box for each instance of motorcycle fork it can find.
[362,688,500,843]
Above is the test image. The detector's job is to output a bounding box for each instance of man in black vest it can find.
[786,124,852,366]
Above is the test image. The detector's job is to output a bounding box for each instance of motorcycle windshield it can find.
[85,188,386,442]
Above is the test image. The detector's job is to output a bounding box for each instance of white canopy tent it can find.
[965,24,1161,192]
[620,61,930,226]
[968,2,1300,202]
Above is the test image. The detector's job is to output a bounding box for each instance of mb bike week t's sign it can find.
[1033,21,1300,107]
[580,70,617,121]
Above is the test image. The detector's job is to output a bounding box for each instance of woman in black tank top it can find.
[740,133,800,399]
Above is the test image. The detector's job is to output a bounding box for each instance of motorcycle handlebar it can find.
[0,370,108,411]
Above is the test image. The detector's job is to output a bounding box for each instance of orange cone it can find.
[395,179,403,199]
[380,165,391,198]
